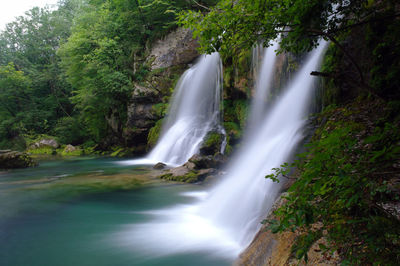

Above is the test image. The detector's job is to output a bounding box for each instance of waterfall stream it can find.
[115,42,328,258]
[121,53,223,167]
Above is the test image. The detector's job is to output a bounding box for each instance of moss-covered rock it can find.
[159,168,216,183]
[147,118,164,149]
[0,150,38,169]
[188,154,226,170]
[199,131,225,156]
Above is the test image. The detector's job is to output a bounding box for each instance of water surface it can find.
[0,157,232,266]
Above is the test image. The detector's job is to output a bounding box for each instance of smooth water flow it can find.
[200,41,328,246]
[122,53,223,166]
[117,42,328,258]
[248,41,279,130]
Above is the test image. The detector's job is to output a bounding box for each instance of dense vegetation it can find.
[0,0,217,151]
[180,0,400,264]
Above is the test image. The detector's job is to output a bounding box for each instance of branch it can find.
[329,12,400,35]
[310,71,334,78]
[191,0,210,11]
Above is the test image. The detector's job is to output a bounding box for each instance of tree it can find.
[0,0,80,147]
[59,0,219,143]
[179,0,399,93]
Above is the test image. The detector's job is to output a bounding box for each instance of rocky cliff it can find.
[123,28,200,153]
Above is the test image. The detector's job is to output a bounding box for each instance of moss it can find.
[160,171,200,183]
[204,132,223,147]
[27,147,55,155]
[233,99,249,129]
[0,151,37,169]
[223,65,234,89]
[151,103,169,117]
[200,131,224,156]
[236,49,252,75]
[224,142,233,155]
[222,99,248,150]
[147,119,164,148]
[223,121,242,140]
[61,148,82,156]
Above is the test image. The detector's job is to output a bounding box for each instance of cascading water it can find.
[199,41,328,247]
[114,42,328,259]
[121,53,223,166]
[247,41,279,130]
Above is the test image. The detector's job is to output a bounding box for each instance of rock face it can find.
[0,150,37,169]
[124,83,161,149]
[236,194,340,266]
[124,28,200,152]
[148,27,200,70]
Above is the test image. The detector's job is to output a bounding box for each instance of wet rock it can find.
[158,158,218,183]
[199,131,226,156]
[153,162,167,170]
[188,154,215,169]
[0,151,37,169]
[188,153,226,170]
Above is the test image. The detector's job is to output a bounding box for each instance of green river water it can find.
[0,157,232,266]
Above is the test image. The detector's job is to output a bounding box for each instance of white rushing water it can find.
[121,52,223,166]
[114,42,328,259]
[247,41,279,130]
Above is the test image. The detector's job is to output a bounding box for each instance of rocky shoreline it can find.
[0,150,37,169]
[236,193,341,266]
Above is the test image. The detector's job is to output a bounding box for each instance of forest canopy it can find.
[0,0,218,149]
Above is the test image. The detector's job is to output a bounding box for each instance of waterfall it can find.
[199,41,328,247]
[114,42,328,258]
[121,53,223,166]
[247,41,279,130]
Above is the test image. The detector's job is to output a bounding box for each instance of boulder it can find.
[0,151,37,169]
[64,144,77,153]
[30,138,59,149]
[157,153,226,183]
[153,162,167,170]
[188,153,227,170]
[160,167,217,184]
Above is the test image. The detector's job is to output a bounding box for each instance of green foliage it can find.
[200,131,224,155]
[27,146,56,155]
[265,104,400,264]
[233,99,249,129]
[223,122,241,140]
[179,0,370,55]
[58,0,219,144]
[54,117,87,145]
[152,103,169,117]
[0,1,78,149]
[147,119,164,148]
[204,132,223,148]
[367,13,400,99]
[223,99,249,129]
